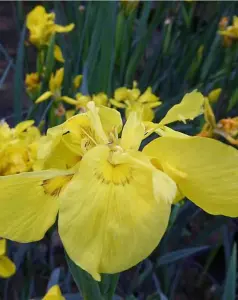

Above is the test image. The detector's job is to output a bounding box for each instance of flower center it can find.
[94,157,133,186]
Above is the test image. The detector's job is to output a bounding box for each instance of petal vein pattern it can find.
[59,146,174,280]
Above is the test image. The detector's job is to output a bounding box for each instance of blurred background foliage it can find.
[0,1,238,299]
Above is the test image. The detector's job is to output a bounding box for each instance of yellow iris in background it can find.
[219,16,238,47]
[35,68,76,105]
[0,91,237,281]
[26,5,74,48]
[0,239,16,278]
[26,5,74,62]
[111,82,161,121]
[0,120,41,175]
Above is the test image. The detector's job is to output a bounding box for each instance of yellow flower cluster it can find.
[0,91,237,282]
[0,120,41,175]
[111,82,161,121]
[26,6,74,62]
[34,74,161,122]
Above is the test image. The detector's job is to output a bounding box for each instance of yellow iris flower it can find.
[219,16,238,47]
[25,72,41,98]
[62,92,109,116]
[35,68,76,105]
[26,6,74,48]
[42,285,65,300]
[0,239,16,278]
[111,82,161,121]
[0,120,41,175]
[0,91,238,281]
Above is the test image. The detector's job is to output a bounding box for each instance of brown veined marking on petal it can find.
[42,174,74,197]
[93,160,134,186]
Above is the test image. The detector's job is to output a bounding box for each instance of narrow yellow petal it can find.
[144,136,238,217]
[0,170,72,242]
[87,102,108,144]
[155,126,189,138]
[0,256,16,278]
[14,120,35,134]
[110,99,126,108]
[207,88,222,103]
[54,23,75,33]
[54,45,65,63]
[120,112,145,151]
[60,96,78,106]
[73,75,83,89]
[35,91,53,104]
[59,146,172,280]
[43,285,65,300]
[54,68,64,89]
[159,91,204,125]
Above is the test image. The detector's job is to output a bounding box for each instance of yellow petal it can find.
[54,23,75,33]
[54,45,65,63]
[155,126,189,138]
[59,146,172,280]
[159,91,204,125]
[87,102,108,144]
[37,125,81,169]
[73,75,83,89]
[98,106,122,136]
[0,256,16,278]
[207,88,222,103]
[120,111,145,151]
[0,239,6,256]
[60,96,78,106]
[35,91,53,104]
[14,120,35,135]
[114,87,128,101]
[26,6,47,29]
[138,87,159,103]
[110,99,126,108]
[61,114,96,156]
[142,105,154,122]
[43,285,65,300]
[54,68,64,89]
[0,170,72,242]
[144,136,238,217]
[203,97,216,128]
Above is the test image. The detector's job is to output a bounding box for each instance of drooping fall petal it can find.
[59,146,173,281]
[144,136,238,216]
[0,170,73,242]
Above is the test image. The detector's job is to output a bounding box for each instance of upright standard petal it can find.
[0,170,73,242]
[159,91,204,125]
[144,136,238,216]
[59,146,172,281]
[120,112,145,151]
